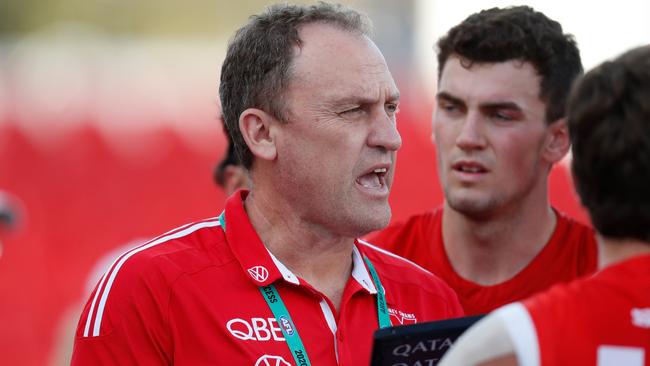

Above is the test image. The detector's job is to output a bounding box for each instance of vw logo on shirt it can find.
[248,266,269,282]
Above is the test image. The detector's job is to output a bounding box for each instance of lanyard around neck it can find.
[218,211,391,365]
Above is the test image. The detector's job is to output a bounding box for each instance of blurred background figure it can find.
[0,1,648,365]
[0,190,25,260]
[213,130,251,196]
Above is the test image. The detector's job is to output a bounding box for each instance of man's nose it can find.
[455,113,486,150]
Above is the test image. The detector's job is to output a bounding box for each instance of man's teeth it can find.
[460,166,482,173]
[358,173,382,188]
[374,168,387,174]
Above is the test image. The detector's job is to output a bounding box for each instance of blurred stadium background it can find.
[0,0,647,364]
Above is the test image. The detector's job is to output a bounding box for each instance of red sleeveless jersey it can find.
[367,207,598,315]
[524,255,650,365]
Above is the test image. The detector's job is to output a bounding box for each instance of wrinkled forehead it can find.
[288,23,398,98]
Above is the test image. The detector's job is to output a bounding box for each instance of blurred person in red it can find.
[71,3,462,365]
[439,45,650,366]
[367,6,597,315]
[52,124,247,366]
[213,129,250,196]
[0,190,24,260]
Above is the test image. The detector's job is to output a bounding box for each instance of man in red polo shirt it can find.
[71,3,463,365]
[439,45,650,366]
[367,6,597,315]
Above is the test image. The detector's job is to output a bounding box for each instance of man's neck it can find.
[599,236,650,269]
[244,189,354,310]
[442,200,557,286]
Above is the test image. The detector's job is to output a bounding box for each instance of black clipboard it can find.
[370,315,484,366]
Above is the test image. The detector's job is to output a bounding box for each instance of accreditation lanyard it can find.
[218,211,391,366]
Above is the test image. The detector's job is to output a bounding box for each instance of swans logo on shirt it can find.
[255,355,291,366]
[248,266,269,282]
[388,308,417,325]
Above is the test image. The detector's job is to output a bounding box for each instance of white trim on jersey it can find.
[495,302,541,366]
[83,219,221,337]
[351,245,378,294]
[319,299,340,363]
[267,250,300,285]
[357,238,434,276]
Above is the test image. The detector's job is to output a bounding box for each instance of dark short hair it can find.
[219,2,371,169]
[437,6,583,123]
[568,46,650,242]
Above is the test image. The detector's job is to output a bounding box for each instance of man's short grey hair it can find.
[219,2,372,169]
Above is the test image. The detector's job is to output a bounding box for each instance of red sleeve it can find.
[71,253,173,365]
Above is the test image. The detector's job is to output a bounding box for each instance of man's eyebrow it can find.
[436,91,463,105]
[328,91,401,106]
[479,101,523,111]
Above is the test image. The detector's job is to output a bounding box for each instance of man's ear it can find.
[239,108,278,162]
[543,117,570,164]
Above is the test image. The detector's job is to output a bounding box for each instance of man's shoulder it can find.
[76,218,232,338]
[522,269,611,324]
[122,217,229,272]
[93,218,232,297]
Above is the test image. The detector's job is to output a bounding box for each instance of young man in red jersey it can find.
[71,3,463,365]
[368,6,597,315]
[440,45,650,366]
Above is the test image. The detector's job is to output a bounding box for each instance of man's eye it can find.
[492,111,514,121]
[439,102,458,113]
[386,103,399,115]
[340,106,363,115]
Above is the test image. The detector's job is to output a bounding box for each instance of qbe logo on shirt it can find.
[227,318,286,341]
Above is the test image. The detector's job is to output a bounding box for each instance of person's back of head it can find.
[219,2,371,170]
[437,6,583,123]
[568,46,650,242]
[214,134,250,196]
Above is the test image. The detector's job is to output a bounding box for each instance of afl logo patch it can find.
[279,316,294,336]
[248,266,269,282]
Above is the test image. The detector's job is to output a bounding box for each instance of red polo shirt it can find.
[72,191,463,365]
